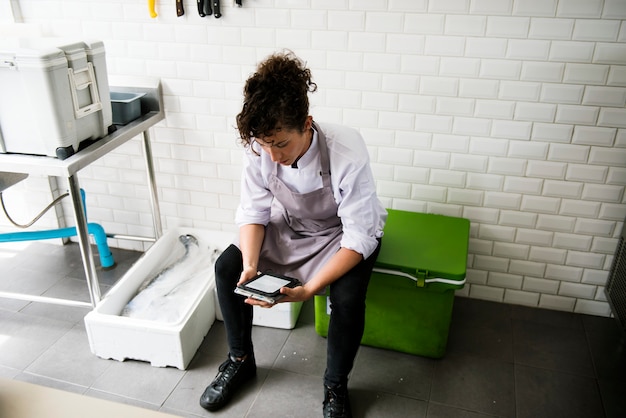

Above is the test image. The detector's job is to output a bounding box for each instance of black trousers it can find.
[215,240,381,387]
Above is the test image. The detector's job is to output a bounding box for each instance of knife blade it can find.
[213,0,221,18]
[176,0,184,16]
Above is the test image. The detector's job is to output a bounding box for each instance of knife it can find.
[213,0,221,18]
[176,0,184,16]
[198,0,212,16]
[197,0,205,16]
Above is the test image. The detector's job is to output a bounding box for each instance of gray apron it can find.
[257,122,343,283]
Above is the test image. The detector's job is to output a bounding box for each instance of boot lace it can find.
[213,358,241,389]
[324,387,349,418]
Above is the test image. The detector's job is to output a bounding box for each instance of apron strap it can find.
[313,122,331,189]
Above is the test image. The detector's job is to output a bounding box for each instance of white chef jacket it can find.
[236,122,386,260]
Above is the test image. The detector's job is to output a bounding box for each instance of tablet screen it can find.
[246,275,291,293]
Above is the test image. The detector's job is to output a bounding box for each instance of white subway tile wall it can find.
[2,0,625,317]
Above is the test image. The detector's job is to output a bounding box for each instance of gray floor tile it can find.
[430,351,516,417]
[273,308,328,379]
[247,370,321,418]
[515,364,604,418]
[40,276,93,304]
[447,318,514,362]
[452,296,512,326]
[250,323,292,368]
[585,323,626,381]
[0,365,20,379]
[598,379,626,418]
[0,297,30,312]
[196,320,230,359]
[19,301,90,325]
[0,265,64,295]
[0,310,75,370]
[351,345,435,401]
[511,303,584,330]
[448,296,514,364]
[10,241,82,279]
[93,246,143,286]
[426,403,495,418]
[512,319,595,377]
[90,359,186,406]
[25,323,112,387]
[352,389,428,418]
[582,313,622,340]
[84,387,164,412]
[15,371,89,395]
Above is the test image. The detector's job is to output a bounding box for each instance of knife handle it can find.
[176,0,184,17]
[213,0,221,18]
[148,0,157,18]
[197,0,205,17]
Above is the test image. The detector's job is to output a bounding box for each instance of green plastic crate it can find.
[314,209,470,358]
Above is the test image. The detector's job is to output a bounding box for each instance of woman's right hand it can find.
[237,267,277,308]
[237,266,259,286]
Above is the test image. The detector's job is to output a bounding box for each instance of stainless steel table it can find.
[0,83,164,308]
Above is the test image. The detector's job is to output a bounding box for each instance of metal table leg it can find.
[142,129,162,239]
[68,175,101,306]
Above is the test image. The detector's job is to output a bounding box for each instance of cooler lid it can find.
[374,209,470,287]
[0,38,67,69]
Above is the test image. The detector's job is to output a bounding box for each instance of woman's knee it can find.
[329,286,367,316]
[215,244,242,287]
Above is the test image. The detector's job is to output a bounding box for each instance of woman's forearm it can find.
[239,224,265,275]
[304,247,363,295]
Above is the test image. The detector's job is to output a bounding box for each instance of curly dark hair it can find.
[236,51,317,149]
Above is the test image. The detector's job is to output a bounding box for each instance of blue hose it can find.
[0,189,114,268]
[0,223,115,268]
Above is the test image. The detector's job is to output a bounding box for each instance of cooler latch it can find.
[67,62,103,119]
[414,270,428,287]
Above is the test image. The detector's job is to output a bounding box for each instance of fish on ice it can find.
[121,234,221,323]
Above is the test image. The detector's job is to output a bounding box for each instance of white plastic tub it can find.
[84,228,233,370]
[215,290,303,330]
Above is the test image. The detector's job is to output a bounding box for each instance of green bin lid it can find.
[375,209,470,288]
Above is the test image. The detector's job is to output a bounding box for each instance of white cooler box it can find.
[0,38,112,160]
[84,228,233,370]
[215,293,303,330]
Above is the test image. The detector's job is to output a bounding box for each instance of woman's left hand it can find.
[242,284,313,308]
[279,284,313,303]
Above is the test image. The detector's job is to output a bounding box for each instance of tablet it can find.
[234,272,302,304]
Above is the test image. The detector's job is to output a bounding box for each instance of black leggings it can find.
[214,241,381,387]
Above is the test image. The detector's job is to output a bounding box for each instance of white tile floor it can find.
[0,240,625,417]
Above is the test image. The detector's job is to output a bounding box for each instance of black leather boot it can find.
[323,384,352,418]
[199,353,256,411]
